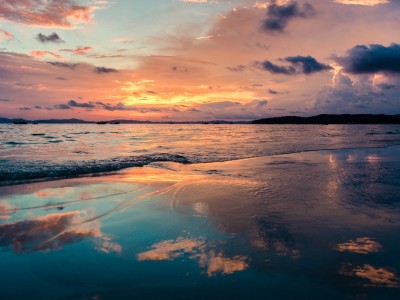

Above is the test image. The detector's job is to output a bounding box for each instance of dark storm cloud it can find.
[257,55,332,75]
[262,1,316,33]
[48,61,77,69]
[19,107,31,110]
[285,56,332,73]
[335,43,400,74]
[36,32,64,43]
[67,100,95,108]
[94,67,118,74]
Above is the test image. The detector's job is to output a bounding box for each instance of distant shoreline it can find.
[252,114,400,124]
[1,114,400,125]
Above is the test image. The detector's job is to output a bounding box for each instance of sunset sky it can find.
[1,0,399,121]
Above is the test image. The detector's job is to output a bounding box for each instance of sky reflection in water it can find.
[0,146,400,299]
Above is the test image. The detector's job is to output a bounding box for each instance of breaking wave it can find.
[0,153,190,185]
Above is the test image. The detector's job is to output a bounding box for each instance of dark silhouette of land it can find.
[2,114,400,124]
[0,117,246,124]
[252,114,400,124]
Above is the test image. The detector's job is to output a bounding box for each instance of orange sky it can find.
[1,0,400,121]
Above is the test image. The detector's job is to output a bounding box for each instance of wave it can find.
[0,153,190,185]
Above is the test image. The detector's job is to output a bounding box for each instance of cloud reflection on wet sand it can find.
[0,200,17,221]
[336,237,382,254]
[340,264,400,288]
[137,237,249,277]
[0,210,121,254]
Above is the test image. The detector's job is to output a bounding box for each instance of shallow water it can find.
[1,124,400,183]
[0,146,399,299]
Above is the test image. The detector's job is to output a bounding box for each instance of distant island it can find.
[252,114,400,124]
[0,117,247,124]
[2,114,400,125]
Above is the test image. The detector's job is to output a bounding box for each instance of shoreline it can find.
[2,143,400,187]
[1,143,400,299]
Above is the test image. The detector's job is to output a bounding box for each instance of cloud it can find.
[67,99,95,108]
[257,55,332,75]
[30,50,63,59]
[94,66,118,74]
[48,61,77,69]
[262,0,316,33]
[0,0,107,28]
[268,89,279,94]
[0,98,11,102]
[315,71,400,114]
[0,29,13,41]
[334,0,390,5]
[60,46,93,55]
[96,101,135,111]
[180,0,210,3]
[226,64,247,72]
[54,104,71,110]
[36,32,64,43]
[335,43,400,74]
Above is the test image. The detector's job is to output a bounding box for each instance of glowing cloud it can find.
[0,0,108,28]
[0,29,13,41]
[335,0,389,6]
[30,50,63,59]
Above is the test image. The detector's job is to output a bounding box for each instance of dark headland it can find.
[252,114,400,124]
[2,114,400,124]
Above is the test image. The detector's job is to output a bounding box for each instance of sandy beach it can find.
[1,145,399,299]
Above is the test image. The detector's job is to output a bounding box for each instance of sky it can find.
[0,0,399,121]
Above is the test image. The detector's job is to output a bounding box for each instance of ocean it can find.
[1,124,400,299]
[1,124,400,184]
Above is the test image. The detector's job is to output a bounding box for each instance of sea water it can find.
[1,124,400,299]
[1,124,400,183]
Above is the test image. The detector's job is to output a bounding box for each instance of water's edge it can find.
[2,144,400,187]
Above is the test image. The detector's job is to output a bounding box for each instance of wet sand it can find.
[1,146,400,299]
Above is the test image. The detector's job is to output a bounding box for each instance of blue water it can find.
[0,125,400,299]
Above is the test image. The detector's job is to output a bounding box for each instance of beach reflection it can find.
[0,146,399,297]
[340,264,400,288]
[336,237,382,254]
[0,200,17,221]
[0,210,121,253]
[137,237,249,277]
